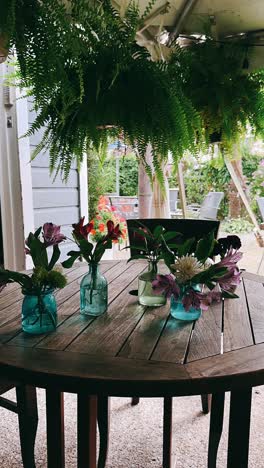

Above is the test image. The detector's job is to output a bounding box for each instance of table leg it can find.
[77,393,97,468]
[208,393,225,468]
[16,385,38,468]
[163,397,173,468]
[97,396,110,468]
[46,390,65,468]
[201,394,212,414]
[227,388,252,468]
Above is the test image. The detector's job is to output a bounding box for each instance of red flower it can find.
[72,217,93,240]
[99,223,105,232]
[106,220,122,240]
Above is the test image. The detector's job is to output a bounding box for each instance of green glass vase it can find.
[138,261,166,307]
[22,289,57,334]
[80,263,108,316]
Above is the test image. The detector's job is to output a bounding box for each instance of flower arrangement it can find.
[62,216,122,268]
[0,223,67,293]
[0,223,67,334]
[62,216,122,316]
[89,208,127,245]
[152,233,243,313]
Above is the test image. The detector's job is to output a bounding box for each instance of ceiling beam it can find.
[167,0,199,45]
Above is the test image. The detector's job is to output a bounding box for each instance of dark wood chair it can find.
[97,219,220,468]
[0,381,38,467]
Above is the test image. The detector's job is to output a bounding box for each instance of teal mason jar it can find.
[80,263,108,316]
[170,284,201,321]
[22,289,57,334]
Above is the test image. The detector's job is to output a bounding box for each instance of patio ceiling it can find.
[115,0,264,68]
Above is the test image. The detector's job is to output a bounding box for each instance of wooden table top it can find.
[0,260,264,396]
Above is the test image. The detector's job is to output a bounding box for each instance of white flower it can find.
[171,255,203,283]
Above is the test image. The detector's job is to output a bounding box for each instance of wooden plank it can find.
[223,283,254,352]
[177,161,187,219]
[33,188,79,209]
[186,301,222,362]
[257,253,264,276]
[34,206,80,227]
[36,262,145,352]
[243,277,264,344]
[66,266,147,355]
[118,303,170,360]
[242,271,264,284]
[151,315,193,364]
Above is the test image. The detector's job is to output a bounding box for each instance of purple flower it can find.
[43,223,66,247]
[181,288,222,311]
[152,274,180,300]
[217,248,243,268]
[182,289,201,311]
[218,266,242,292]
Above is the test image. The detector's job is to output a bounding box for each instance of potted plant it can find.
[62,217,122,316]
[152,233,242,321]
[1,0,202,185]
[173,38,264,149]
[0,223,67,334]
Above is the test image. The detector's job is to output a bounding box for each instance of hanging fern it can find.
[173,38,264,150]
[1,0,202,184]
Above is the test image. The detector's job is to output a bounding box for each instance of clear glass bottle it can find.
[22,289,57,334]
[80,263,108,316]
[138,261,166,307]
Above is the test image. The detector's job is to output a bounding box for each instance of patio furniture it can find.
[168,188,179,215]
[257,197,264,222]
[187,192,224,220]
[0,262,262,468]
[0,382,38,467]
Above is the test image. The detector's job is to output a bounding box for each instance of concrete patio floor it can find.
[0,231,263,468]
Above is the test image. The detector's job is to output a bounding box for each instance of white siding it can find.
[28,101,82,261]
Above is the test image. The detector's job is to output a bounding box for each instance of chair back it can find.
[169,188,179,212]
[257,197,264,222]
[127,218,220,256]
[199,192,224,220]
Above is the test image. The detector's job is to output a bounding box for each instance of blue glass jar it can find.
[80,263,108,316]
[22,289,57,334]
[170,285,201,321]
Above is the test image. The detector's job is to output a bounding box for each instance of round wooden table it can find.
[0,261,264,468]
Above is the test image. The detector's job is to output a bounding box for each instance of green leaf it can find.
[27,233,48,269]
[178,238,195,256]
[222,291,239,299]
[62,251,80,268]
[153,225,164,240]
[48,244,60,271]
[195,231,215,262]
[163,231,182,242]
[34,226,42,238]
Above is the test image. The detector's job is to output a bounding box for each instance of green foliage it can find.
[1,0,202,183]
[177,38,264,148]
[221,218,254,234]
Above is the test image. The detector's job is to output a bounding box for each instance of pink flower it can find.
[260,159,264,167]
[43,223,66,246]
[216,248,243,268]
[199,290,222,310]
[182,289,202,311]
[218,266,242,292]
[152,274,180,299]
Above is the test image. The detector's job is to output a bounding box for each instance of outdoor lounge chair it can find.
[188,191,224,220]
[0,381,38,467]
[257,197,264,222]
